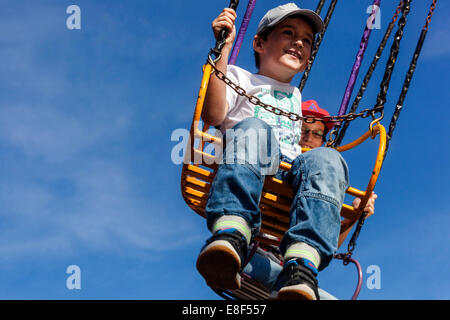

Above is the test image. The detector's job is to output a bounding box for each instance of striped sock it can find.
[284,257,318,276]
[284,242,321,270]
[212,215,252,245]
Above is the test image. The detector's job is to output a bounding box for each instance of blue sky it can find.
[0,0,448,300]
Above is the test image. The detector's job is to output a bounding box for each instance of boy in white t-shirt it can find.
[196,3,349,300]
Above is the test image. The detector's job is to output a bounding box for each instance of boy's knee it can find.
[303,148,348,173]
[305,147,339,159]
[225,118,275,147]
[291,147,349,195]
[233,117,271,132]
[223,117,280,175]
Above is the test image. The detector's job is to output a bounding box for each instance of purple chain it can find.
[338,0,381,116]
[229,0,257,65]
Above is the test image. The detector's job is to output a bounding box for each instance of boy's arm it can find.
[338,192,378,247]
[202,8,237,126]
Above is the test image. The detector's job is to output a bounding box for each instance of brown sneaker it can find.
[196,229,248,290]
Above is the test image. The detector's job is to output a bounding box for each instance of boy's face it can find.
[254,17,314,83]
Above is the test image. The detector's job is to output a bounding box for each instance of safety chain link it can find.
[333,0,404,147]
[424,0,436,31]
[333,0,413,265]
[207,60,384,125]
[298,0,338,93]
[386,0,437,154]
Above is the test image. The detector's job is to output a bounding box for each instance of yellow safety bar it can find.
[181,64,387,248]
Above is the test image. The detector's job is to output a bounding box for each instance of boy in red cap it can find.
[299,100,334,149]
[197,3,351,300]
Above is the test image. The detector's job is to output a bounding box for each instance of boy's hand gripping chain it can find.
[209,0,240,64]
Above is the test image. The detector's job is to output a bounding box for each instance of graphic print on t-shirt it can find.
[254,88,302,156]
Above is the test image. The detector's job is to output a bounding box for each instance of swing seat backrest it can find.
[181,73,387,248]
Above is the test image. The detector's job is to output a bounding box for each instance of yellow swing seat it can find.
[181,63,386,249]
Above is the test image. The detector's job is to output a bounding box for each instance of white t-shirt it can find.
[220,65,303,160]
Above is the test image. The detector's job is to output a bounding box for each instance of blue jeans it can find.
[205,117,349,270]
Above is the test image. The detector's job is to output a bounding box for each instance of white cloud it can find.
[0,103,129,163]
[421,13,450,59]
[0,156,200,258]
[58,159,196,252]
[0,3,201,260]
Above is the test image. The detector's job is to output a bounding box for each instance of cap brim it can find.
[302,110,334,131]
[258,9,324,35]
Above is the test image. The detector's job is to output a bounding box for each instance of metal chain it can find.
[424,0,437,31]
[298,0,338,93]
[333,0,404,147]
[209,0,240,65]
[207,61,384,124]
[330,0,411,148]
[386,0,437,156]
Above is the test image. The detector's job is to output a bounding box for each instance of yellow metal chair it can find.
[181,63,386,249]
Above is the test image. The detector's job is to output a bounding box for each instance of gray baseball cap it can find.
[256,3,324,35]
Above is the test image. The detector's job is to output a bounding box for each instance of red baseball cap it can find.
[301,100,333,132]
